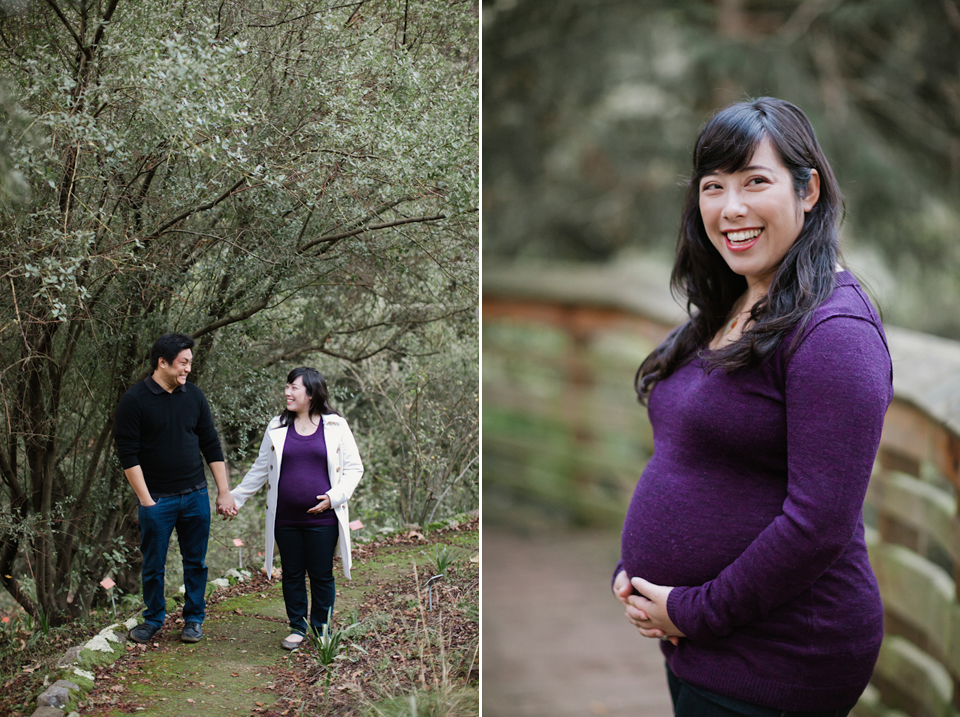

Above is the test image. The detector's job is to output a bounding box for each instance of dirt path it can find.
[75,526,479,716]
[483,528,673,717]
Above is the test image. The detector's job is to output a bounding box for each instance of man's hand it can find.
[216,491,237,520]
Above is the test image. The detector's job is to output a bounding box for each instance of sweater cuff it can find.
[203,450,225,465]
[612,560,625,590]
[668,585,719,643]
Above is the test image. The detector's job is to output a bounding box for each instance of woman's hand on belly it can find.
[630,575,685,645]
[613,571,681,646]
[307,494,332,513]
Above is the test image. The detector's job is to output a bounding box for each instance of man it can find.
[114,333,237,644]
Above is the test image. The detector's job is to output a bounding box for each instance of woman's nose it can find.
[721,190,747,220]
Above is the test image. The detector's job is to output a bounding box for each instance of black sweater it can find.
[113,376,224,494]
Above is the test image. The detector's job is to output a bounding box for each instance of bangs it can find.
[693,105,768,179]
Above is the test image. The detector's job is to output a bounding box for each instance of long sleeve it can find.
[666,316,892,641]
[113,389,142,470]
[326,420,363,509]
[196,391,225,464]
[231,425,273,509]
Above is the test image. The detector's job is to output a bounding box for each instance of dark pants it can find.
[275,523,338,636]
[137,488,211,628]
[667,665,854,717]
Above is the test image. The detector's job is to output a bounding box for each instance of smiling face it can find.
[285,376,312,416]
[155,349,192,392]
[698,138,820,294]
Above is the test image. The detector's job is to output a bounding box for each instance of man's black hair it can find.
[150,333,196,371]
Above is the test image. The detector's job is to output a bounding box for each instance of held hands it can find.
[612,571,685,646]
[216,491,238,520]
[308,494,331,514]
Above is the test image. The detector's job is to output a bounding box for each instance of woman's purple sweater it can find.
[277,423,337,527]
[617,272,893,711]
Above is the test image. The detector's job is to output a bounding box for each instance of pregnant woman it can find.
[613,98,893,716]
[231,366,363,650]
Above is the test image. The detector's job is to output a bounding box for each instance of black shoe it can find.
[128,623,161,644]
[181,622,203,643]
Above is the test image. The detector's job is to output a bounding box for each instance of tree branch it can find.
[144,178,246,241]
[43,0,84,54]
[0,539,41,619]
[298,214,445,254]
[190,296,269,341]
[257,329,408,368]
[330,306,472,336]
[91,0,121,50]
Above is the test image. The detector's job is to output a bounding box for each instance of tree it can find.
[0,0,477,625]
[344,331,479,530]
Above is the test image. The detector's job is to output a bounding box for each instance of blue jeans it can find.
[667,665,854,717]
[274,524,338,635]
[137,488,210,628]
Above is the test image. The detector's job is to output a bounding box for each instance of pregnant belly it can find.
[277,482,323,515]
[620,459,786,587]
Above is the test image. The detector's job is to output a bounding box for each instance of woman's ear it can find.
[801,169,820,213]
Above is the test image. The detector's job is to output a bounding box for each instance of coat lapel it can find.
[322,415,341,486]
[268,421,287,474]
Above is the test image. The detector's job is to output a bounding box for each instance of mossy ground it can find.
[77,523,478,716]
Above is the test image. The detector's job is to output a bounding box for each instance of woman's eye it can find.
[749,177,767,185]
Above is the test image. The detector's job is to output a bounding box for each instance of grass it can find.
[273,528,479,716]
[0,519,477,717]
[58,523,479,717]
[364,685,479,717]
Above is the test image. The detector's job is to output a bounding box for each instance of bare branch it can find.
[0,540,41,619]
[330,306,473,336]
[91,0,121,51]
[144,178,246,240]
[190,296,270,341]
[298,214,445,254]
[43,0,84,54]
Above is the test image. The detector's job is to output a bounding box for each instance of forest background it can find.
[484,0,960,339]
[483,0,960,524]
[0,0,479,629]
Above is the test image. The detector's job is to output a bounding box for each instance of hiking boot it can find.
[181,622,203,643]
[127,623,161,644]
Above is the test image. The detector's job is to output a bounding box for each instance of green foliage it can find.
[422,545,455,575]
[345,334,479,528]
[0,0,477,626]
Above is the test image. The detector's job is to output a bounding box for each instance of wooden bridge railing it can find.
[483,259,960,717]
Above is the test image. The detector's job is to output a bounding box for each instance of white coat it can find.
[230,413,364,579]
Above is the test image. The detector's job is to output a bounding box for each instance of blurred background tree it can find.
[0,0,477,626]
[483,0,960,337]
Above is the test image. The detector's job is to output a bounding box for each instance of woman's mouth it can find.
[724,228,762,252]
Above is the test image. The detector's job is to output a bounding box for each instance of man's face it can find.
[157,348,192,389]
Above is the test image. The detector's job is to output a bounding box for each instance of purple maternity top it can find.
[617,272,893,711]
[276,423,337,527]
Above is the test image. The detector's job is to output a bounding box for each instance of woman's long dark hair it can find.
[279,366,341,425]
[635,97,843,403]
